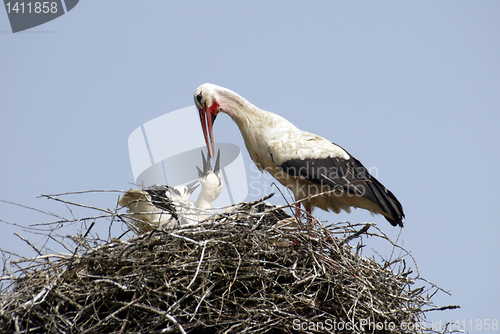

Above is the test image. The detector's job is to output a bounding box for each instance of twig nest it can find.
[0,195,455,333]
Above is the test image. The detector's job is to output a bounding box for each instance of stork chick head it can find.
[166,180,199,206]
[195,149,223,209]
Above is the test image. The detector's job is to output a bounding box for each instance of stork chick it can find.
[195,149,223,210]
[119,150,224,233]
[118,182,198,233]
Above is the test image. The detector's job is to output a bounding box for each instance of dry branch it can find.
[0,191,458,333]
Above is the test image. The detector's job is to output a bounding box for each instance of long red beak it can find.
[198,103,218,158]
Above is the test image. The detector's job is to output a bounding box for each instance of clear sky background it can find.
[1,1,499,330]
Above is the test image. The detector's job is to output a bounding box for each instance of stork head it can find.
[194,84,222,158]
[195,83,252,157]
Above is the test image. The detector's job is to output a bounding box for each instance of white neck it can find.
[217,88,297,168]
[195,194,213,210]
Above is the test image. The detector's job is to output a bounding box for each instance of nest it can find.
[0,192,457,333]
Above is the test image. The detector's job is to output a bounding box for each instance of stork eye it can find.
[196,92,203,104]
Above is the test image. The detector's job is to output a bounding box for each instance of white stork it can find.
[195,149,223,210]
[119,150,224,232]
[118,183,197,232]
[194,83,405,227]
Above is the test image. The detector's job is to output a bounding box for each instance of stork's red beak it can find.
[198,102,219,158]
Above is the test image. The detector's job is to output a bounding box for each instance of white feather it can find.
[194,83,404,227]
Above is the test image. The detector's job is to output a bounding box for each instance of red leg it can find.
[305,203,313,228]
[296,202,314,228]
[295,202,302,219]
[305,202,311,214]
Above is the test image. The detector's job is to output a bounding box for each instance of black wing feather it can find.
[144,185,178,220]
[280,155,404,227]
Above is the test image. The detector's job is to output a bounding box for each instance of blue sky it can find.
[1,1,499,330]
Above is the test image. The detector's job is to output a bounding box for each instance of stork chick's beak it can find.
[198,103,218,158]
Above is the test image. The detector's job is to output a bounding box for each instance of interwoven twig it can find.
[0,192,459,333]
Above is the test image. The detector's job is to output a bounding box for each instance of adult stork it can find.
[194,83,404,227]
